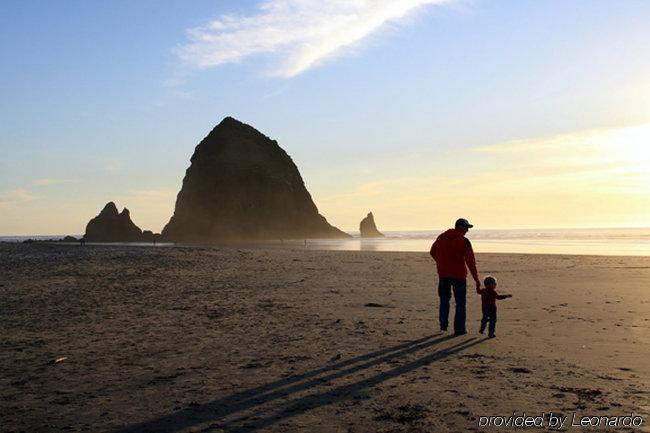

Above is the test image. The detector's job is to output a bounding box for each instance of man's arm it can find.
[464,238,480,291]
[430,237,439,261]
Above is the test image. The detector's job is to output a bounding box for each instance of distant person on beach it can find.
[430,218,480,335]
[477,276,512,338]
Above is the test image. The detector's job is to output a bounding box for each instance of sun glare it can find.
[602,124,650,171]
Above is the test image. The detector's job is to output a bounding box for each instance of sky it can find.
[1,0,649,235]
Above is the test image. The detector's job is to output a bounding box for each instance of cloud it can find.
[0,189,35,207]
[474,123,650,189]
[315,123,650,229]
[162,78,185,88]
[104,160,125,174]
[177,0,451,77]
[172,89,194,99]
[32,178,78,186]
[161,77,193,99]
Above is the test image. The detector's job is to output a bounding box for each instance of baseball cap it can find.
[455,218,474,228]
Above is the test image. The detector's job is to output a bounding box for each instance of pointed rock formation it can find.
[359,212,384,238]
[85,202,144,242]
[162,117,350,241]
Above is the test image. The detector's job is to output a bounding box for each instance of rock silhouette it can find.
[85,202,144,242]
[142,230,161,243]
[162,117,350,241]
[359,212,384,238]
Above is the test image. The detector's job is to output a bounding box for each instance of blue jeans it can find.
[480,306,497,336]
[438,278,467,333]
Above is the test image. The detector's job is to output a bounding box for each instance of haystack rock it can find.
[359,212,384,238]
[162,117,350,241]
[85,202,144,242]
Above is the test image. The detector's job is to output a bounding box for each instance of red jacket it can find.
[477,288,509,309]
[430,228,479,281]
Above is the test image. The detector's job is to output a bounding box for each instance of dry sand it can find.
[1,243,649,433]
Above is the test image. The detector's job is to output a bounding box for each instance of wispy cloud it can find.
[32,178,78,186]
[0,189,35,207]
[315,123,650,229]
[161,77,193,99]
[177,0,451,77]
[104,160,125,174]
[474,123,650,189]
[162,78,185,88]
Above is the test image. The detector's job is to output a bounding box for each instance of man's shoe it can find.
[454,330,467,336]
[440,326,448,331]
[488,334,496,338]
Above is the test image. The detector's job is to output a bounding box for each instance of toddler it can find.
[477,276,512,338]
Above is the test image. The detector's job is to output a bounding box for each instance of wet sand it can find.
[1,243,649,432]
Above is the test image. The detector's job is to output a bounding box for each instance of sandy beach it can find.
[1,243,649,433]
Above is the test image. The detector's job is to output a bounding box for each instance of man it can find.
[430,218,480,335]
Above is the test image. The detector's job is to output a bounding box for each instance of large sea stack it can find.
[162,117,350,242]
[85,202,144,242]
[359,212,384,238]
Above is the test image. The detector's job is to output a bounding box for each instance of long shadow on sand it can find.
[116,334,486,433]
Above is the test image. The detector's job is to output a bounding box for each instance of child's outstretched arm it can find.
[495,292,512,300]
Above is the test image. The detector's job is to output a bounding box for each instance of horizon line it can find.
[2,225,650,238]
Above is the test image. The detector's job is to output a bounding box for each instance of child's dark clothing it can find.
[477,287,509,337]
[479,306,497,336]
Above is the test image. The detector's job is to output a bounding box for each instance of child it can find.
[477,276,512,338]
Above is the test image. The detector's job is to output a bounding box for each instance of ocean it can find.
[2,228,650,256]
[301,228,650,256]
